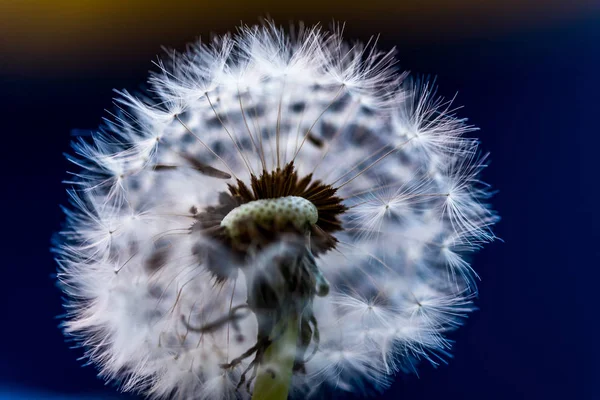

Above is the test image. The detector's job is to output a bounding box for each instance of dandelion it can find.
[54,21,498,400]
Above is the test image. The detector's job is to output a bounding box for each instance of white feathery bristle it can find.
[55,20,498,399]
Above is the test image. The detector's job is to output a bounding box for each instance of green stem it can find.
[251,316,298,400]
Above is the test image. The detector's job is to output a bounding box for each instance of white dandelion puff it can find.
[54,21,498,399]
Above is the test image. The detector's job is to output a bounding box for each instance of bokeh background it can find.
[1,1,599,399]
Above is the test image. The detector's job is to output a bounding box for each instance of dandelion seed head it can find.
[55,20,498,399]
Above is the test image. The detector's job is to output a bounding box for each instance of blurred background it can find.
[1,1,599,399]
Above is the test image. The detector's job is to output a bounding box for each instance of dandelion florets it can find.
[54,20,498,399]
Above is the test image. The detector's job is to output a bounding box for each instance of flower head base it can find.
[55,21,497,399]
[220,196,318,236]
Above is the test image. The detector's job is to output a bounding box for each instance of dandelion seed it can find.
[54,20,498,399]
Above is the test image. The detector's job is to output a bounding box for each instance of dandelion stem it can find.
[251,315,299,400]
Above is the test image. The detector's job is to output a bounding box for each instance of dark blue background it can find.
[1,15,598,399]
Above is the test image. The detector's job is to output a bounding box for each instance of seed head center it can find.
[220,196,318,237]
